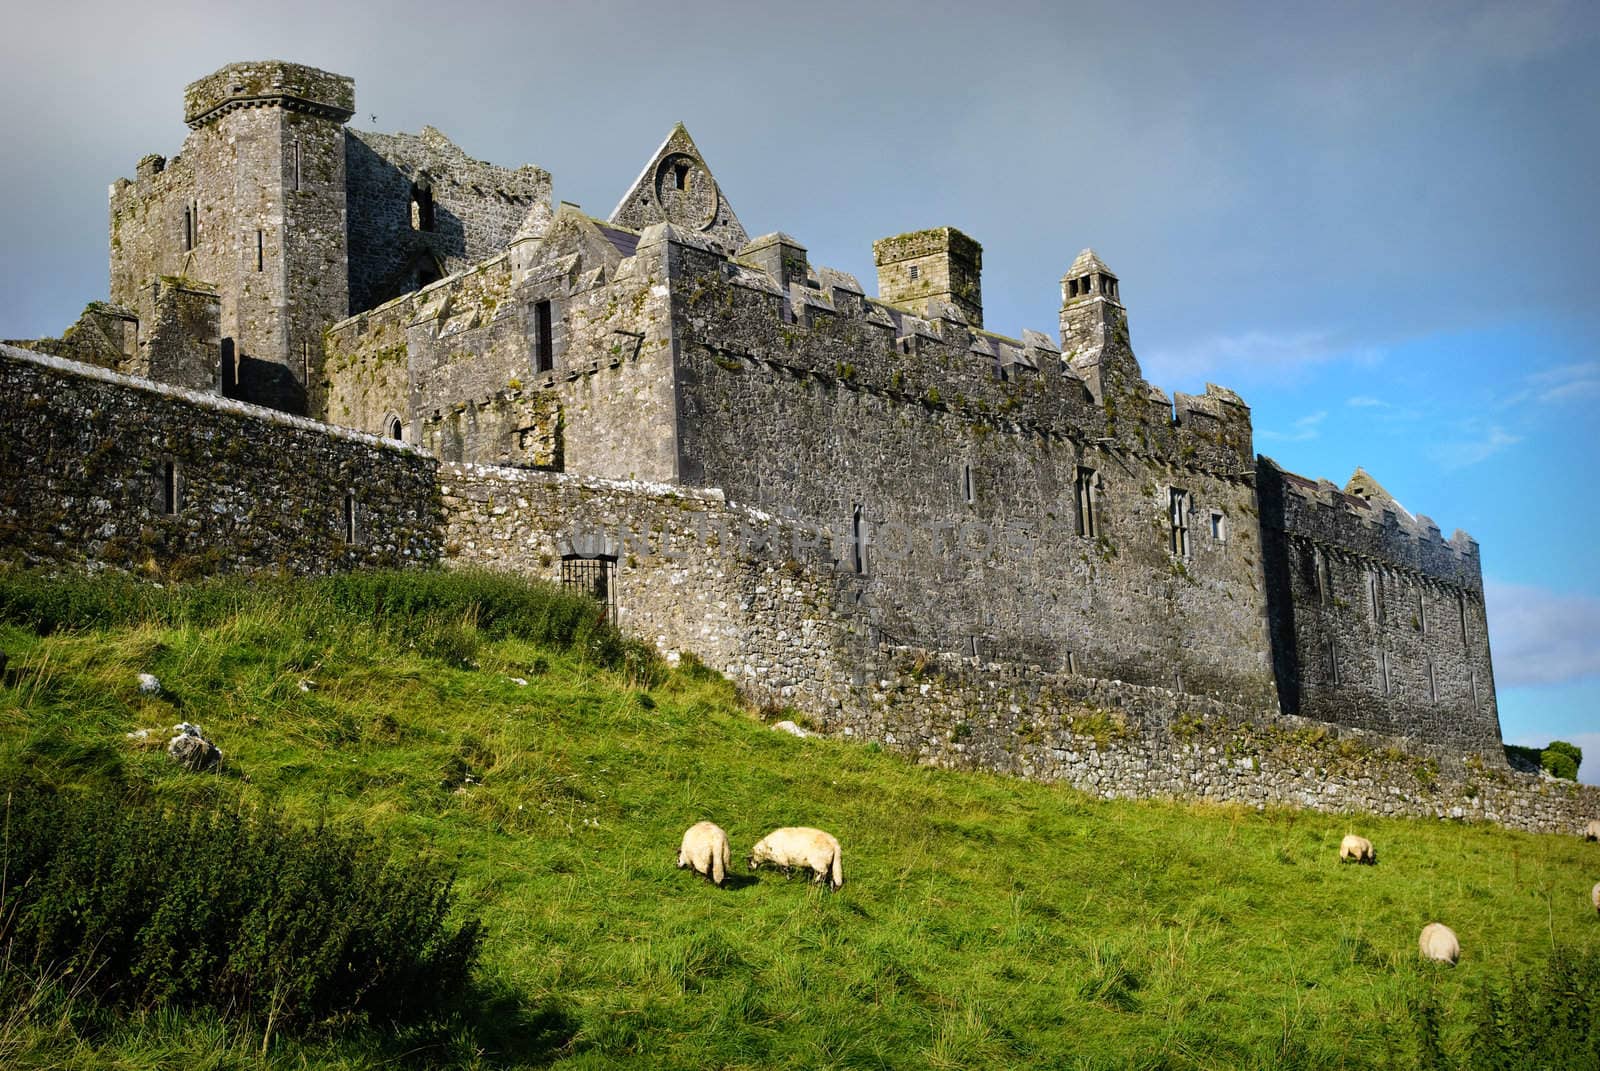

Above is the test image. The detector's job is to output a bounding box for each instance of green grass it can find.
[0,569,1596,1069]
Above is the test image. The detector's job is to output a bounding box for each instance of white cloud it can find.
[1258,410,1328,443]
[1345,396,1390,408]
[1499,361,1600,409]
[1486,581,1600,688]
[1426,426,1520,469]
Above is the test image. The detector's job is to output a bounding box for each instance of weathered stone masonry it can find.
[0,344,439,576]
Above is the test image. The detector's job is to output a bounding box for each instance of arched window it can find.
[387,416,403,440]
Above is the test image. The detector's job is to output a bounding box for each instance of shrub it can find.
[1543,739,1583,781]
[1408,946,1600,1069]
[0,776,482,1032]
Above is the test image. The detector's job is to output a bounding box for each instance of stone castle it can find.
[8,61,1577,830]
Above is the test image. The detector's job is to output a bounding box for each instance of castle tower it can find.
[873,227,983,327]
[110,61,354,414]
[1059,248,1134,403]
[184,62,353,413]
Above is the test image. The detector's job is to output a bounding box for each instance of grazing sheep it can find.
[1339,834,1376,865]
[1419,923,1460,965]
[748,826,843,889]
[1592,881,1599,915]
[677,821,732,886]
[1584,819,1600,842]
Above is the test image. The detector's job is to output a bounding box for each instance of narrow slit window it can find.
[1169,488,1190,557]
[1418,589,1427,634]
[343,493,358,545]
[1209,510,1226,542]
[851,504,866,575]
[968,635,981,660]
[1369,570,1383,624]
[1074,467,1098,539]
[161,461,179,515]
[1426,658,1437,703]
[1379,649,1391,696]
[962,464,974,505]
[1327,641,1340,686]
[1458,595,1469,646]
[1066,650,1077,675]
[672,162,689,190]
[182,206,193,251]
[256,229,264,272]
[1470,670,1479,708]
[294,138,302,191]
[533,300,554,373]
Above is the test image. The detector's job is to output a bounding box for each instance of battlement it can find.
[183,61,354,129]
[1258,456,1481,588]
[661,223,1255,475]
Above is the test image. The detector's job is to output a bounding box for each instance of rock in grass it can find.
[167,724,222,772]
[137,672,161,695]
[772,720,810,738]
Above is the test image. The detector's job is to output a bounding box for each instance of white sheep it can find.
[1419,922,1460,965]
[1339,834,1376,865]
[1591,881,1599,915]
[748,826,843,889]
[1584,819,1600,841]
[677,821,732,886]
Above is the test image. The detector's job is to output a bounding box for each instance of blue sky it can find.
[2,1,1595,778]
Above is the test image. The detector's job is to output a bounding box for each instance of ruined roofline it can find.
[1260,455,1479,561]
[346,126,553,183]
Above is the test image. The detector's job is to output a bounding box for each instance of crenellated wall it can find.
[1258,458,1500,753]
[662,226,1276,707]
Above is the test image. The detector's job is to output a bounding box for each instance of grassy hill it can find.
[0,570,1596,1070]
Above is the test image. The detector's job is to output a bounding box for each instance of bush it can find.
[1409,946,1600,1069]
[1543,748,1579,781]
[0,776,482,1032]
[1544,740,1583,781]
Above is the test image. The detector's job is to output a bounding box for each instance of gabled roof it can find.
[1344,467,1414,520]
[607,123,748,253]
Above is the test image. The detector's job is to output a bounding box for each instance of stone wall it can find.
[345,128,551,314]
[435,457,1594,837]
[1258,459,1501,753]
[665,228,1277,707]
[323,210,679,482]
[841,647,1597,836]
[0,344,439,576]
